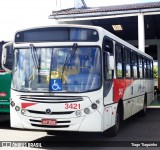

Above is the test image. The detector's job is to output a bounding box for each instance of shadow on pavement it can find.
[30,109,160,148]
[0,114,10,129]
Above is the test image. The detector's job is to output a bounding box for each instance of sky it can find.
[0,0,160,41]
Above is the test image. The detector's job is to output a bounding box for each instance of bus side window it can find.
[124,48,131,78]
[146,59,151,78]
[102,37,114,80]
[102,37,113,55]
[132,52,138,78]
[103,52,107,80]
[115,44,124,78]
[5,45,13,70]
[139,55,143,78]
[150,60,153,78]
[143,58,147,78]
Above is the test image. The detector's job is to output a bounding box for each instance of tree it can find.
[154,65,158,78]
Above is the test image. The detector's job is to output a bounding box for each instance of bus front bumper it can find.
[10,107,102,132]
[0,101,10,113]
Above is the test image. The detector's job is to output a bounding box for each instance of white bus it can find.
[1,24,154,136]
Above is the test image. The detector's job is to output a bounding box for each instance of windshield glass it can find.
[12,46,101,92]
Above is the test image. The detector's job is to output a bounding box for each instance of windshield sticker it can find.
[39,69,50,75]
[50,79,62,91]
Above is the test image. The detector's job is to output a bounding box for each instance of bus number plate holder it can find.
[41,119,57,126]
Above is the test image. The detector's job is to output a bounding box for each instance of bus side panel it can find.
[123,100,132,120]
[103,103,118,131]
[113,79,133,103]
[0,73,11,113]
[78,110,102,132]
[103,82,119,131]
[123,79,139,120]
[114,78,154,120]
[103,84,114,105]
[145,79,154,105]
[103,106,112,130]
[10,105,24,128]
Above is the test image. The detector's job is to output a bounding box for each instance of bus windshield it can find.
[12,46,101,92]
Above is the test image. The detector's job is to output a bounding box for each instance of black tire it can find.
[138,95,147,117]
[104,107,121,137]
[47,131,56,135]
[47,131,75,136]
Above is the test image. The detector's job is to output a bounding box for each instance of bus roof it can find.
[14,24,153,60]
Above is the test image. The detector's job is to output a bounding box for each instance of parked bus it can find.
[0,41,11,113]
[1,25,154,136]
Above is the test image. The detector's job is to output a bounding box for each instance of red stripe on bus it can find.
[21,102,37,108]
[113,79,133,102]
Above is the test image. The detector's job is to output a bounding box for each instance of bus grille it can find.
[28,110,74,115]
[20,95,83,103]
[30,119,70,128]
[31,124,69,128]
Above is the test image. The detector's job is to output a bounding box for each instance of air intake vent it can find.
[31,124,69,128]
[20,95,83,103]
[30,118,71,128]
[28,110,74,115]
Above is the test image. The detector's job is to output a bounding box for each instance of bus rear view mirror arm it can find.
[107,52,114,70]
[109,56,114,70]
[2,47,7,65]
[1,42,13,73]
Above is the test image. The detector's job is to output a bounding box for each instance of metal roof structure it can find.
[49,1,160,60]
[50,2,160,19]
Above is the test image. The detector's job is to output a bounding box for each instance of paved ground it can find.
[1,95,160,150]
[1,108,160,149]
[149,95,160,108]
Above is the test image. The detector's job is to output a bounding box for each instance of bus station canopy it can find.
[49,1,160,60]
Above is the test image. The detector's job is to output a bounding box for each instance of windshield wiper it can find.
[61,43,78,77]
[30,44,41,83]
[30,44,40,69]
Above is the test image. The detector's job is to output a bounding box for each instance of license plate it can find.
[41,119,57,126]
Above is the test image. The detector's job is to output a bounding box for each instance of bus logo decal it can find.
[0,92,6,97]
[119,88,124,95]
[46,109,52,115]
[50,79,62,91]
[138,84,145,93]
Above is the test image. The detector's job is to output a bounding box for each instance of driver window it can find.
[103,37,114,80]
[102,37,113,55]
[5,45,13,70]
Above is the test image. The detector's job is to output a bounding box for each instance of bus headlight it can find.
[75,110,81,117]
[21,109,26,115]
[96,100,100,104]
[15,106,20,111]
[91,103,97,109]
[84,108,90,114]
[11,101,15,107]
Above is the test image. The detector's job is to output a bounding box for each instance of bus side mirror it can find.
[1,42,13,73]
[107,52,114,70]
[2,47,7,65]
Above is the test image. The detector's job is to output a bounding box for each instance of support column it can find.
[157,41,160,90]
[55,0,61,10]
[138,13,145,52]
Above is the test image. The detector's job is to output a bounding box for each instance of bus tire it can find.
[138,94,147,117]
[105,107,121,137]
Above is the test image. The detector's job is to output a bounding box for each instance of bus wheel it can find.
[105,107,121,137]
[138,95,147,117]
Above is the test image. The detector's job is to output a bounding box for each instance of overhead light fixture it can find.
[112,25,123,31]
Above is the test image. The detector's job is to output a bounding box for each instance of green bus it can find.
[0,41,11,113]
